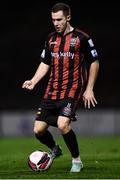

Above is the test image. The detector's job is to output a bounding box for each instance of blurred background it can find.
[0,0,120,137]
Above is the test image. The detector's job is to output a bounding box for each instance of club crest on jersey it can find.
[70,38,77,47]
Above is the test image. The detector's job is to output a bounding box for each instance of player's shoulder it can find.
[47,31,56,39]
[75,28,90,39]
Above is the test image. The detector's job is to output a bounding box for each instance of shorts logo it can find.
[37,108,42,115]
[63,103,72,116]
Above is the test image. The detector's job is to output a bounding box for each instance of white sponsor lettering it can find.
[51,52,74,59]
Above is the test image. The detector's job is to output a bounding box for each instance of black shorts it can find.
[35,98,78,127]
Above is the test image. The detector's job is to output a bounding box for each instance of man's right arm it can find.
[22,62,50,90]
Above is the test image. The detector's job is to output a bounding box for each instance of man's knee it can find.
[33,120,48,135]
[57,116,71,134]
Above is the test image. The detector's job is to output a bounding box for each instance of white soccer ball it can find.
[28,150,53,171]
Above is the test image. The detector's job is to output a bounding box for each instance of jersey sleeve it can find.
[81,35,99,64]
[40,40,51,65]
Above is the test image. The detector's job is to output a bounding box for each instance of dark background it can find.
[0,0,120,110]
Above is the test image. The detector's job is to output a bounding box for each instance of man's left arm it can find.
[82,60,99,109]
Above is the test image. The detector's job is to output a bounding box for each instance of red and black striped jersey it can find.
[40,28,98,100]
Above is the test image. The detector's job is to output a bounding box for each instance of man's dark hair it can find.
[51,3,71,17]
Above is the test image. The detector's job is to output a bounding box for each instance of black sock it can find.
[62,129,79,158]
[35,130,56,150]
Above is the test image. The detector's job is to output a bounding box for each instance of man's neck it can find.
[63,23,74,35]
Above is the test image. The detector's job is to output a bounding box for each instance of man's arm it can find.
[82,60,99,109]
[22,62,50,90]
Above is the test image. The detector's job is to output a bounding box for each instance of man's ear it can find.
[67,15,71,21]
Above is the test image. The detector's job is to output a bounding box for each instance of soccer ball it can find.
[28,150,53,171]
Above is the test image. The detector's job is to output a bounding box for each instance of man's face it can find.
[51,10,68,33]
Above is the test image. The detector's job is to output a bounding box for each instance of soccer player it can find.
[22,3,99,172]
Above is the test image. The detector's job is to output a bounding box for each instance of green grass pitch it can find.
[0,136,120,179]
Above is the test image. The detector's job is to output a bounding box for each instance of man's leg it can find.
[34,121,55,149]
[57,116,83,172]
[34,120,62,158]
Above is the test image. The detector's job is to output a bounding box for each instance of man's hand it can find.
[22,80,35,90]
[82,89,97,109]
